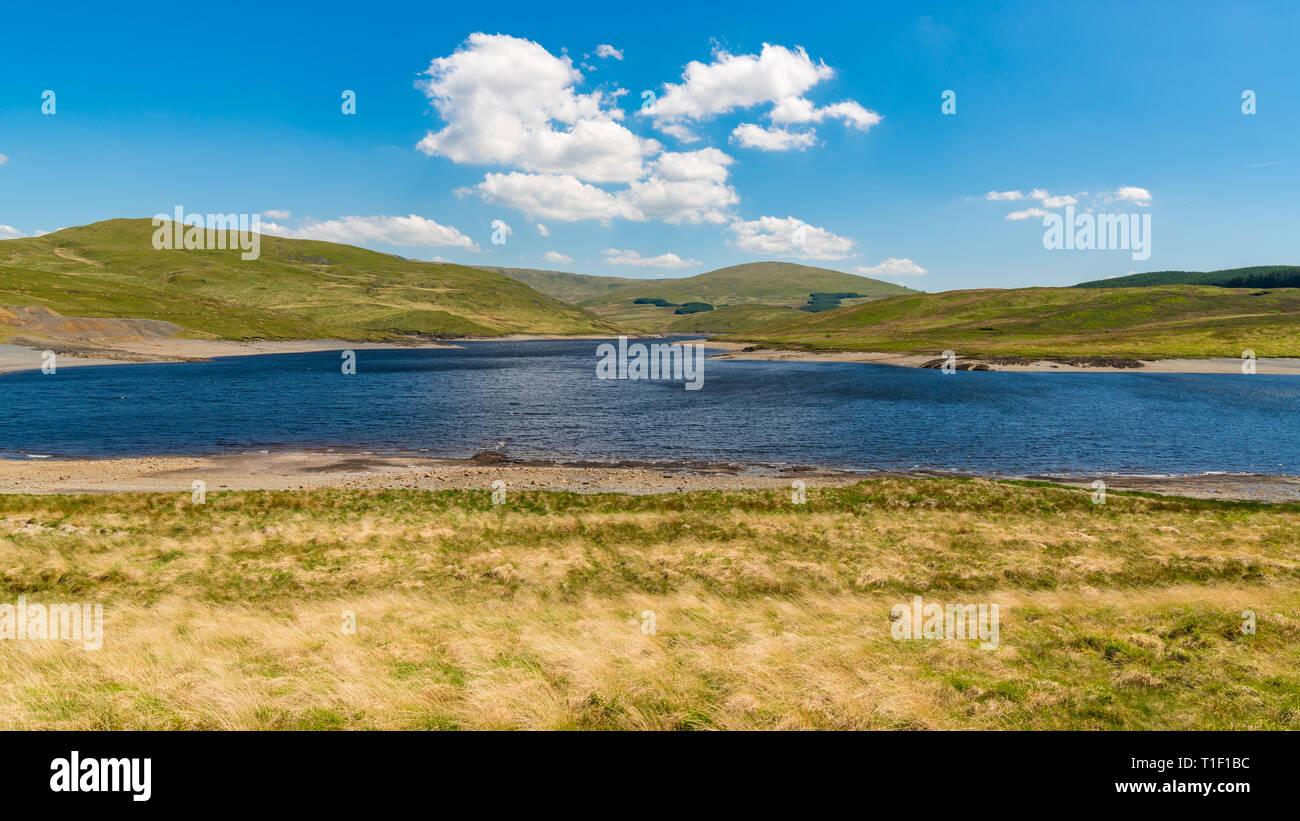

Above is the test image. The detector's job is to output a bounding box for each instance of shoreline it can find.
[701,340,1300,374]
[4,335,1296,375]
[0,338,464,375]
[0,334,633,375]
[0,450,1295,501]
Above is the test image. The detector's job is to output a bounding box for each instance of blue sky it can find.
[1,0,1297,291]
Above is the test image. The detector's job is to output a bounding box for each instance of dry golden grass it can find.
[0,478,1297,729]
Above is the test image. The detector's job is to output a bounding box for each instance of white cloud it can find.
[416,33,658,184]
[991,186,1151,221]
[543,250,573,263]
[855,257,928,277]
[769,97,880,130]
[1110,186,1152,206]
[645,44,831,121]
[469,172,640,223]
[536,223,550,237]
[0,153,8,165]
[731,123,817,151]
[423,35,740,225]
[619,148,738,224]
[727,216,855,260]
[601,248,700,268]
[263,209,291,220]
[0,225,47,239]
[1005,207,1050,221]
[262,214,477,249]
[468,148,737,225]
[656,123,699,143]
[594,44,623,60]
[1029,188,1077,208]
[643,44,879,140]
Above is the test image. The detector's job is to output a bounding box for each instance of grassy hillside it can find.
[473,266,633,304]
[522,261,917,332]
[718,285,1300,359]
[663,303,802,333]
[0,219,619,342]
[2,479,1296,729]
[1078,265,1300,290]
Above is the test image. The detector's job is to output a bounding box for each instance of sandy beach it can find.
[0,339,461,375]
[703,341,1300,374]
[0,450,1295,501]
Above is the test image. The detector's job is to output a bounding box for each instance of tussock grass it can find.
[1,478,1297,729]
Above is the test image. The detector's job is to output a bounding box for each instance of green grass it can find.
[1,478,1297,729]
[0,219,619,341]
[717,284,1300,358]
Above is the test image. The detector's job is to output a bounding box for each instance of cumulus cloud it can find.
[656,123,699,143]
[543,250,573,263]
[985,190,1024,201]
[469,172,640,223]
[594,44,623,60]
[642,44,880,149]
[620,148,738,224]
[1028,188,1077,208]
[0,224,26,239]
[1005,207,1050,221]
[423,34,738,225]
[727,216,855,260]
[731,123,817,151]
[536,223,550,236]
[262,214,477,249]
[467,148,737,224]
[855,258,928,277]
[416,33,659,184]
[1109,186,1152,206]
[263,209,291,220]
[601,248,700,268]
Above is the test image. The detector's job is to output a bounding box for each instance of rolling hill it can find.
[0,219,619,347]
[491,261,917,332]
[472,266,634,304]
[717,285,1300,359]
[1077,265,1300,289]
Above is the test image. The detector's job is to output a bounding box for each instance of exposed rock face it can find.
[0,305,182,341]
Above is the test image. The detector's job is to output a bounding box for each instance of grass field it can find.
[2,479,1297,730]
[718,285,1300,359]
[0,219,617,341]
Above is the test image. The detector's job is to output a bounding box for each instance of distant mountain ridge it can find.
[487,261,918,332]
[1077,266,1300,289]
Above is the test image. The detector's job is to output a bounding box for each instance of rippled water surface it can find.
[1,339,1297,476]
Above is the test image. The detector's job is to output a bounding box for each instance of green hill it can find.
[473,266,633,304]
[499,261,916,332]
[1077,265,1300,289]
[0,219,619,343]
[717,285,1300,359]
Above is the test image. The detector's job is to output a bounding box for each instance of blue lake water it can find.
[1,339,1297,476]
